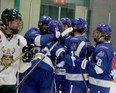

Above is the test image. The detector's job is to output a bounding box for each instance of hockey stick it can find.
[75,41,89,93]
[50,57,57,93]
[16,27,73,89]
[80,69,89,93]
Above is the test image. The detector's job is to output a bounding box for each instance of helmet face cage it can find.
[72,18,87,32]
[1,8,23,34]
[96,24,112,36]
[61,18,72,27]
[16,20,23,34]
[48,20,62,34]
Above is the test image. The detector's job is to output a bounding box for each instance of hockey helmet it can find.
[96,24,112,36]
[48,20,62,34]
[39,16,52,25]
[38,16,52,34]
[1,8,22,34]
[61,18,72,27]
[72,18,87,32]
[1,8,22,25]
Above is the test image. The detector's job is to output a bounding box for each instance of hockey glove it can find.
[86,44,94,57]
[22,44,34,53]
[75,58,88,70]
[22,52,33,62]
[22,44,34,62]
[51,45,65,58]
[54,30,61,40]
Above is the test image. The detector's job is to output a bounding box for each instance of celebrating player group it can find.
[0,8,114,93]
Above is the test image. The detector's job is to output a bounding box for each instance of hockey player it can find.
[0,8,31,93]
[24,15,60,46]
[61,17,72,31]
[79,24,114,93]
[51,18,93,93]
[54,17,72,93]
[18,20,62,93]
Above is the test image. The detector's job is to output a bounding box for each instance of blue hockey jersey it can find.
[24,27,55,71]
[61,35,92,88]
[19,27,55,93]
[89,42,114,88]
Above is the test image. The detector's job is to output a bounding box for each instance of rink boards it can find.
[110,52,116,93]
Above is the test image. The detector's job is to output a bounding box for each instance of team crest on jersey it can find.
[32,30,37,34]
[98,51,104,57]
[0,46,15,66]
[71,43,77,50]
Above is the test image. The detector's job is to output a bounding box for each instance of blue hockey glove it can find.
[75,58,88,69]
[51,45,65,58]
[53,30,61,40]
[86,44,94,57]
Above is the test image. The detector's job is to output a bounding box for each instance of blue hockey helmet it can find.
[61,18,72,27]
[96,24,112,36]
[72,18,87,32]
[38,16,52,34]
[48,20,62,34]
[39,16,52,25]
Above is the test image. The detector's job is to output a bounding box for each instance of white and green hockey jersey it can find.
[0,31,31,85]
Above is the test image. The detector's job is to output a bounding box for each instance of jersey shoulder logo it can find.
[98,51,104,57]
[71,43,77,50]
